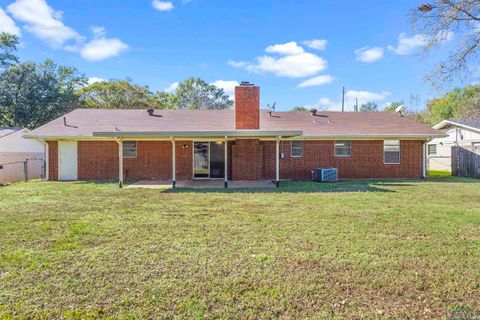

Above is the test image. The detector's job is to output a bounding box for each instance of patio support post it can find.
[117,139,123,188]
[224,136,228,188]
[275,136,280,187]
[171,137,176,188]
[422,141,427,179]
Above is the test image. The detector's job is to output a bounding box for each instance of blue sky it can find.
[0,0,468,111]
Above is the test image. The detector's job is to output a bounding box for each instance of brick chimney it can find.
[235,81,260,130]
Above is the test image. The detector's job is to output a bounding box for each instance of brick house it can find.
[25,82,444,187]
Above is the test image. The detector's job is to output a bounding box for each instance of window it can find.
[291,141,303,157]
[384,140,400,164]
[334,141,351,157]
[428,144,437,155]
[123,141,137,158]
[473,142,480,154]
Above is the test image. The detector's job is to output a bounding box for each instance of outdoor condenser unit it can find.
[316,168,338,182]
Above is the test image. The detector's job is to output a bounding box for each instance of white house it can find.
[427,120,480,172]
[0,128,44,184]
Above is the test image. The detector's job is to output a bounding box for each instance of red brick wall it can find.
[235,85,260,129]
[175,141,192,180]
[73,140,193,181]
[48,139,423,182]
[263,140,423,180]
[78,141,119,180]
[123,141,171,180]
[47,141,58,181]
[231,139,264,180]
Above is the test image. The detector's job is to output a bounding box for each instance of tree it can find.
[0,33,19,69]
[412,1,480,87]
[421,85,480,124]
[290,106,308,111]
[78,80,161,109]
[161,77,233,110]
[359,102,378,112]
[0,60,87,129]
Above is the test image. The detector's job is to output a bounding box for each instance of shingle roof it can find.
[25,108,444,139]
[0,127,21,139]
[450,119,480,130]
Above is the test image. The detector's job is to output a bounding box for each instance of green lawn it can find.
[0,177,479,319]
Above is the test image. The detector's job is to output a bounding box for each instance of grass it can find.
[0,177,479,319]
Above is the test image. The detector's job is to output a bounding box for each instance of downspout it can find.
[422,137,432,179]
[224,136,228,188]
[171,137,176,188]
[116,138,123,188]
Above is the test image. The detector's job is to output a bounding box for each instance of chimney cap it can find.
[240,81,254,86]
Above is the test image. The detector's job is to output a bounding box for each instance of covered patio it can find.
[91,130,303,189]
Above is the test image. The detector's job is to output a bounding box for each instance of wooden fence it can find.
[452,146,480,179]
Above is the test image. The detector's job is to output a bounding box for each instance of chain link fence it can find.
[0,157,44,184]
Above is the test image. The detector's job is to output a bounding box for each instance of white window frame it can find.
[428,144,437,156]
[291,141,303,158]
[334,140,352,157]
[123,141,137,158]
[384,140,400,164]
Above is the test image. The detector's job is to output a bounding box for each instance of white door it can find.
[58,141,78,180]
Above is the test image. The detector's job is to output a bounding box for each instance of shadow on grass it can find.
[161,180,396,194]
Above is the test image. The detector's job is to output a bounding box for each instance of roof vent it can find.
[147,108,154,116]
[310,108,317,116]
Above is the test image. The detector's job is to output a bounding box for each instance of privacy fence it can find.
[452,146,480,179]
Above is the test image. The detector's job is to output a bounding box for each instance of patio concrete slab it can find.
[126,180,276,189]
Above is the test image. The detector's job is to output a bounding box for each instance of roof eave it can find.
[433,120,480,133]
[92,130,304,138]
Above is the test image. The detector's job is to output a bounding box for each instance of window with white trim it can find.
[384,140,400,164]
[123,141,137,158]
[334,140,351,157]
[428,144,437,155]
[291,141,303,157]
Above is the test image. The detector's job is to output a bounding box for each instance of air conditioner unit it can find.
[316,168,338,182]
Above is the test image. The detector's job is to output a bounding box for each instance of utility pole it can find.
[341,87,345,112]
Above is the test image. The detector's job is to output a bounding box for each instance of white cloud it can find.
[164,82,179,92]
[303,39,327,51]
[265,41,304,55]
[387,33,426,55]
[152,0,174,11]
[0,8,21,36]
[211,80,239,99]
[7,0,82,48]
[80,27,128,61]
[87,77,106,85]
[355,46,384,63]
[298,75,334,88]
[230,41,327,78]
[311,90,390,111]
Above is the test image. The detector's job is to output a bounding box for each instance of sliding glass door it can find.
[193,142,225,179]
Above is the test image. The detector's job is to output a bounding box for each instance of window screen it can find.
[334,141,351,157]
[291,141,303,157]
[428,144,437,155]
[384,140,400,164]
[123,141,137,158]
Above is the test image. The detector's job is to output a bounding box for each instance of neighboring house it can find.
[427,119,480,172]
[25,82,445,187]
[0,128,45,184]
